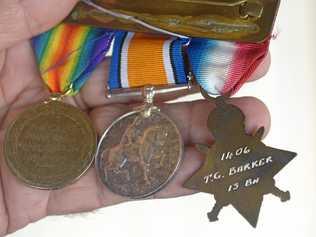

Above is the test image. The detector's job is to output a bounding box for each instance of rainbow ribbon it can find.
[32,23,114,94]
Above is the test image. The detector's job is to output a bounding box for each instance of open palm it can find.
[0,0,271,235]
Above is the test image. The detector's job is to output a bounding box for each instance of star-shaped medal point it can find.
[184,96,297,227]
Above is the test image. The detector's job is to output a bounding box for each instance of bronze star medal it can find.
[184,95,297,227]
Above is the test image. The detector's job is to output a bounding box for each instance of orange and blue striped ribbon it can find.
[32,23,114,95]
[108,32,189,90]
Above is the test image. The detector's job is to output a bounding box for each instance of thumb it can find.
[0,0,78,50]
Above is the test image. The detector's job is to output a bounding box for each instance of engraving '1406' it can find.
[203,146,274,191]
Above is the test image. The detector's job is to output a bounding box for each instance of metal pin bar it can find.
[174,0,247,7]
[105,83,197,99]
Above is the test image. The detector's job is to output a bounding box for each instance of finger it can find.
[0,165,9,236]
[162,97,271,145]
[0,50,5,72]
[0,0,78,49]
[0,41,48,109]
[78,54,271,109]
[248,53,271,82]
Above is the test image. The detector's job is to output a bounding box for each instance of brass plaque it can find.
[4,100,97,190]
[184,96,297,227]
[67,0,280,42]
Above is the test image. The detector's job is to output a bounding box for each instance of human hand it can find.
[0,0,271,235]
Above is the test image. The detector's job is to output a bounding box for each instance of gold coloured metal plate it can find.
[4,100,97,190]
[95,108,183,199]
[67,0,280,42]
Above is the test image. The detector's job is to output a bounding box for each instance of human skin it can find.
[0,0,271,235]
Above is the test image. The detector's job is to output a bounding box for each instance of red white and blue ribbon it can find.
[187,38,269,95]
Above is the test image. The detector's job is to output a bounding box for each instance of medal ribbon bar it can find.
[106,31,269,98]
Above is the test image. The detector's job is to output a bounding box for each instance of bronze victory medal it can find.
[96,109,183,199]
[4,100,97,190]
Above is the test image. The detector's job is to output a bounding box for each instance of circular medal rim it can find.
[4,100,97,190]
[95,109,184,199]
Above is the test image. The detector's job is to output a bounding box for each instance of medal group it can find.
[3,0,296,227]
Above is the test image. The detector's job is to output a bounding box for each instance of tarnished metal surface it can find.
[67,0,280,42]
[96,109,183,199]
[4,100,96,190]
